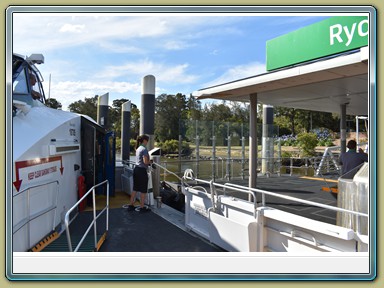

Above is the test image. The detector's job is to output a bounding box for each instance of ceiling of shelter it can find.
[195,52,369,116]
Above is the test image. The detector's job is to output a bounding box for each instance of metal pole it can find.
[178,134,182,176]
[356,115,359,148]
[97,93,109,129]
[196,130,200,179]
[241,135,245,180]
[249,94,258,193]
[340,104,347,153]
[226,122,231,180]
[152,156,160,198]
[262,105,274,175]
[212,135,216,181]
[121,100,131,161]
[140,75,156,151]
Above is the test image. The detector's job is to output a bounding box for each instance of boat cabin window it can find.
[13,68,44,106]
[13,68,29,95]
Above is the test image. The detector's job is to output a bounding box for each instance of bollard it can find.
[156,196,162,208]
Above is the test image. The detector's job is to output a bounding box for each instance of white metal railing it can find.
[12,180,59,249]
[64,180,109,252]
[315,143,367,176]
[315,146,341,176]
[182,169,368,224]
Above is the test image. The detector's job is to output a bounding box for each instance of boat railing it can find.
[183,170,368,233]
[124,159,189,187]
[12,180,59,248]
[64,179,109,252]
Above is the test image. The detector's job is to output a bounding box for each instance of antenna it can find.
[48,74,51,99]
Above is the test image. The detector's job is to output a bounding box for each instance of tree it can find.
[155,93,188,142]
[274,107,298,135]
[274,106,340,136]
[68,95,98,121]
[110,98,129,137]
[186,94,202,121]
[130,103,140,140]
[45,98,62,110]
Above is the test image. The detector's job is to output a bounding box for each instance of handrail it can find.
[149,162,193,191]
[64,180,109,252]
[183,170,368,219]
[12,180,59,248]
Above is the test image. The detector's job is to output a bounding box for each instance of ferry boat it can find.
[10,53,370,257]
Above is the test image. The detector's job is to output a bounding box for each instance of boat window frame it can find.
[12,57,46,106]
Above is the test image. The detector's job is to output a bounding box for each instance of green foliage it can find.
[312,128,335,147]
[155,93,188,142]
[115,137,121,151]
[68,95,98,122]
[158,140,191,156]
[281,151,293,158]
[280,134,298,146]
[274,107,339,135]
[45,98,62,109]
[297,132,318,157]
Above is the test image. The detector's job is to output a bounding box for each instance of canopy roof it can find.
[193,47,369,116]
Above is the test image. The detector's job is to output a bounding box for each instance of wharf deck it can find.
[46,174,341,252]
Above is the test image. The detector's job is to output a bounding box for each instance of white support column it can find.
[262,105,274,175]
[249,94,258,192]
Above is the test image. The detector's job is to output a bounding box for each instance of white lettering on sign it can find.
[329,19,368,46]
[27,165,58,180]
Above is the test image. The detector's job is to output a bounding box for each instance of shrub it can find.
[297,132,318,157]
[280,134,298,146]
[311,128,334,147]
[281,151,293,158]
[158,140,191,156]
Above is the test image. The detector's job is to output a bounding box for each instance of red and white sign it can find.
[13,156,64,192]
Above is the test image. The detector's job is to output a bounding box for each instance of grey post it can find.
[249,94,258,195]
[262,105,274,175]
[97,93,109,129]
[121,100,131,161]
[140,75,156,151]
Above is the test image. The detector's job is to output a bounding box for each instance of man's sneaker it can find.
[135,206,151,213]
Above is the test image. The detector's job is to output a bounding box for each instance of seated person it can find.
[29,73,42,100]
[339,140,368,175]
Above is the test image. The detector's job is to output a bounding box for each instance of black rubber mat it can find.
[98,208,223,252]
[44,207,223,252]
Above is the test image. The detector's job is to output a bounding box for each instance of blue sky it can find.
[12,12,330,110]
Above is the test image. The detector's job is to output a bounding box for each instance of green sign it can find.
[266,16,368,71]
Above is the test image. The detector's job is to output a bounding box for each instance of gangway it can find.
[37,180,109,252]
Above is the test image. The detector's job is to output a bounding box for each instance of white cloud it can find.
[96,60,199,84]
[163,40,193,50]
[47,80,141,110]
[204,62,266,87]
[13,14,245,54]
[98,42,144,54]
[59,23,85,33]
